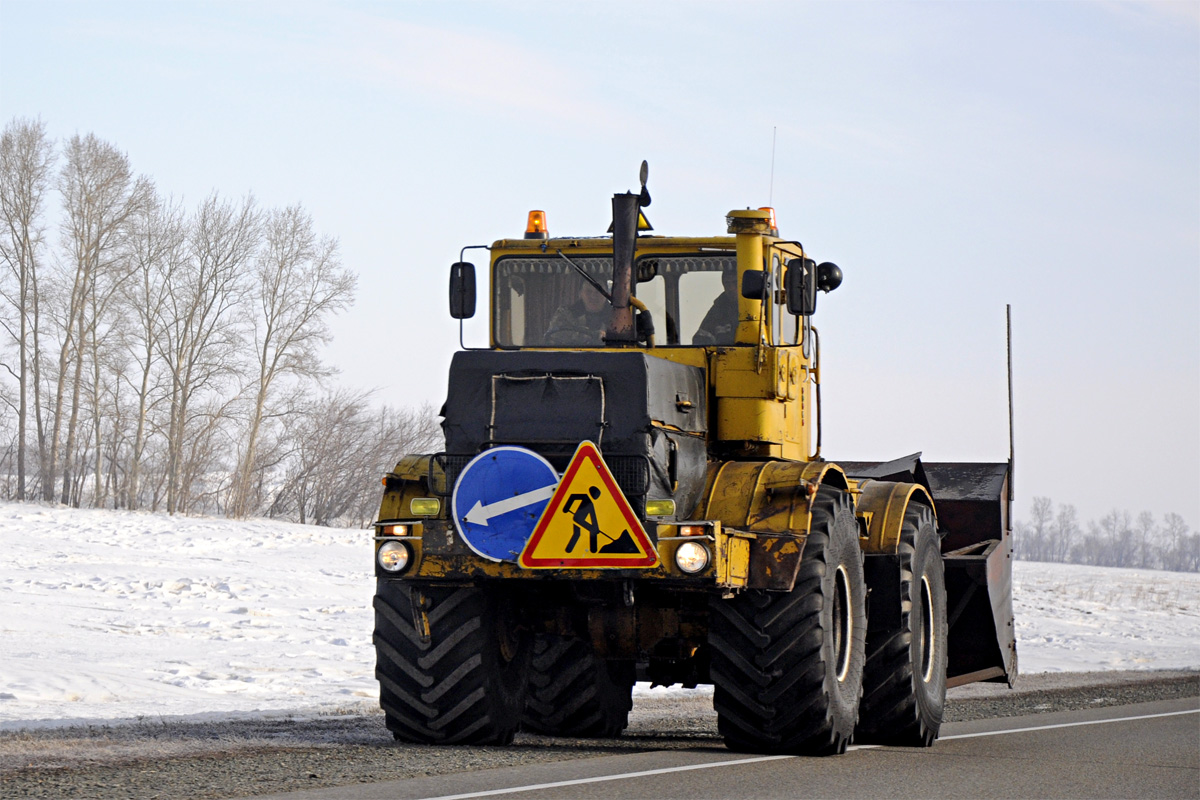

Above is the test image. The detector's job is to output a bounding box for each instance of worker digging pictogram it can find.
[562,484,642,554]
[519,441,658,568]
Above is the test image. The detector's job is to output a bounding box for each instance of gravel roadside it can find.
[2,670,1196,800]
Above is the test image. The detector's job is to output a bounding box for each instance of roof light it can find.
[726,208,773,234]
[525,210,549,239]
[758,207,779,236]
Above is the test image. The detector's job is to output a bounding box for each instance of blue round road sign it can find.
[451,446,559,562]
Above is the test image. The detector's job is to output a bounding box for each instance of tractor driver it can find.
[545,279,610,346]
[692,264,738,345]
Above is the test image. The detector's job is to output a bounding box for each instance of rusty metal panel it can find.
[747,534,806,590]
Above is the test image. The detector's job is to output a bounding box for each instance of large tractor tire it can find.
[708,486,867,755]
[373,580,530,745]
[855,503,948,746]
[522,634,634,738]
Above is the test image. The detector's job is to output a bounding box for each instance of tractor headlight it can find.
[675,541,710,574]
[377,540,411,573]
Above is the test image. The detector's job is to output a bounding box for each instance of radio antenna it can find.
[769,126,777,206]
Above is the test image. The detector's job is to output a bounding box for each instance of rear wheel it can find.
[708,486,867,755]
[522,634,634,738]
[373,581,530,745]
[856,504,947,746]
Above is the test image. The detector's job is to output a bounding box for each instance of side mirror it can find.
[785,258,817,316]
[449,262,476,319]
[740,270,765,299]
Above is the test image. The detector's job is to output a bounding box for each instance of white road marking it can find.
[419,754,794,800]
[936,707,1199,742]
[418,708,1200,800]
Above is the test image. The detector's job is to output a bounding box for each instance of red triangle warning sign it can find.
[519,441,659,568]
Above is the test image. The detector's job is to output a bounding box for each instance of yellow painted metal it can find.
[717,530,751,587]
[688,459,850,590]
[698,460,841,535]
[379,454,439,522]
[733,221,766,346]
[712,345,810,459]
[851,479,936,554]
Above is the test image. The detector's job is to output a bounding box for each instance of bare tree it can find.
[1049,503,1078,563]
[0,118,54,500]
[228,205,355,517]
[270,392,441,526]
[1134,511,1156,570]
[119,193,187,508]
[50,133,151,505]
[1016,496,1054,561]
[1161,513,1196,572]
[159,193,258,514]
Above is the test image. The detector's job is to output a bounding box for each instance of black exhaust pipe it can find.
[607,191,640,345]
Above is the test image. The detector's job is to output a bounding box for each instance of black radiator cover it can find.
[441,350,709,519]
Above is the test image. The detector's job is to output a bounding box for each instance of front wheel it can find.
[373,581,530,745]
[708,486,867,755]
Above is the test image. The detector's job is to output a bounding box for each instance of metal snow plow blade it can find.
[924,461,1016,688]
[841,455,1016,689]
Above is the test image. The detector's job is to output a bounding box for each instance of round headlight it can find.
[377,540,411,573]
[675,541,710,574]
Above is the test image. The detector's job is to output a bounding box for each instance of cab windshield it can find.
[493,253,739,347]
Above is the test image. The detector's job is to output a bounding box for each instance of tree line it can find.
[0,118,441,526]
[1014,496,1198,573]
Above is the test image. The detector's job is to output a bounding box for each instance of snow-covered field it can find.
[1,501,1197,730]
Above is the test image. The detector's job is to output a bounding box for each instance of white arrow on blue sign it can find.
[451,446,559,562]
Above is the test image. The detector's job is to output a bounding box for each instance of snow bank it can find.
[1,502,1197,728]
[0,502,377,728]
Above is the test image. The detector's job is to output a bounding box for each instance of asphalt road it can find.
[242,698,1200,800]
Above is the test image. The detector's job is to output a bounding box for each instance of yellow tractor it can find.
[373,163,1015,754]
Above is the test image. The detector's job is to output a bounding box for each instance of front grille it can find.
[605,455,651,497]
[431,453,473,496]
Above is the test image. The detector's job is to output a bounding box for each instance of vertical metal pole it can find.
[1007,304,1015,502]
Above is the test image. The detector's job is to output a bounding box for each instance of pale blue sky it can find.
[2,1,1197,529]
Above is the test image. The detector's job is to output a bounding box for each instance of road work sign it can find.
[452,446,559,562]
[519,441,659,568]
